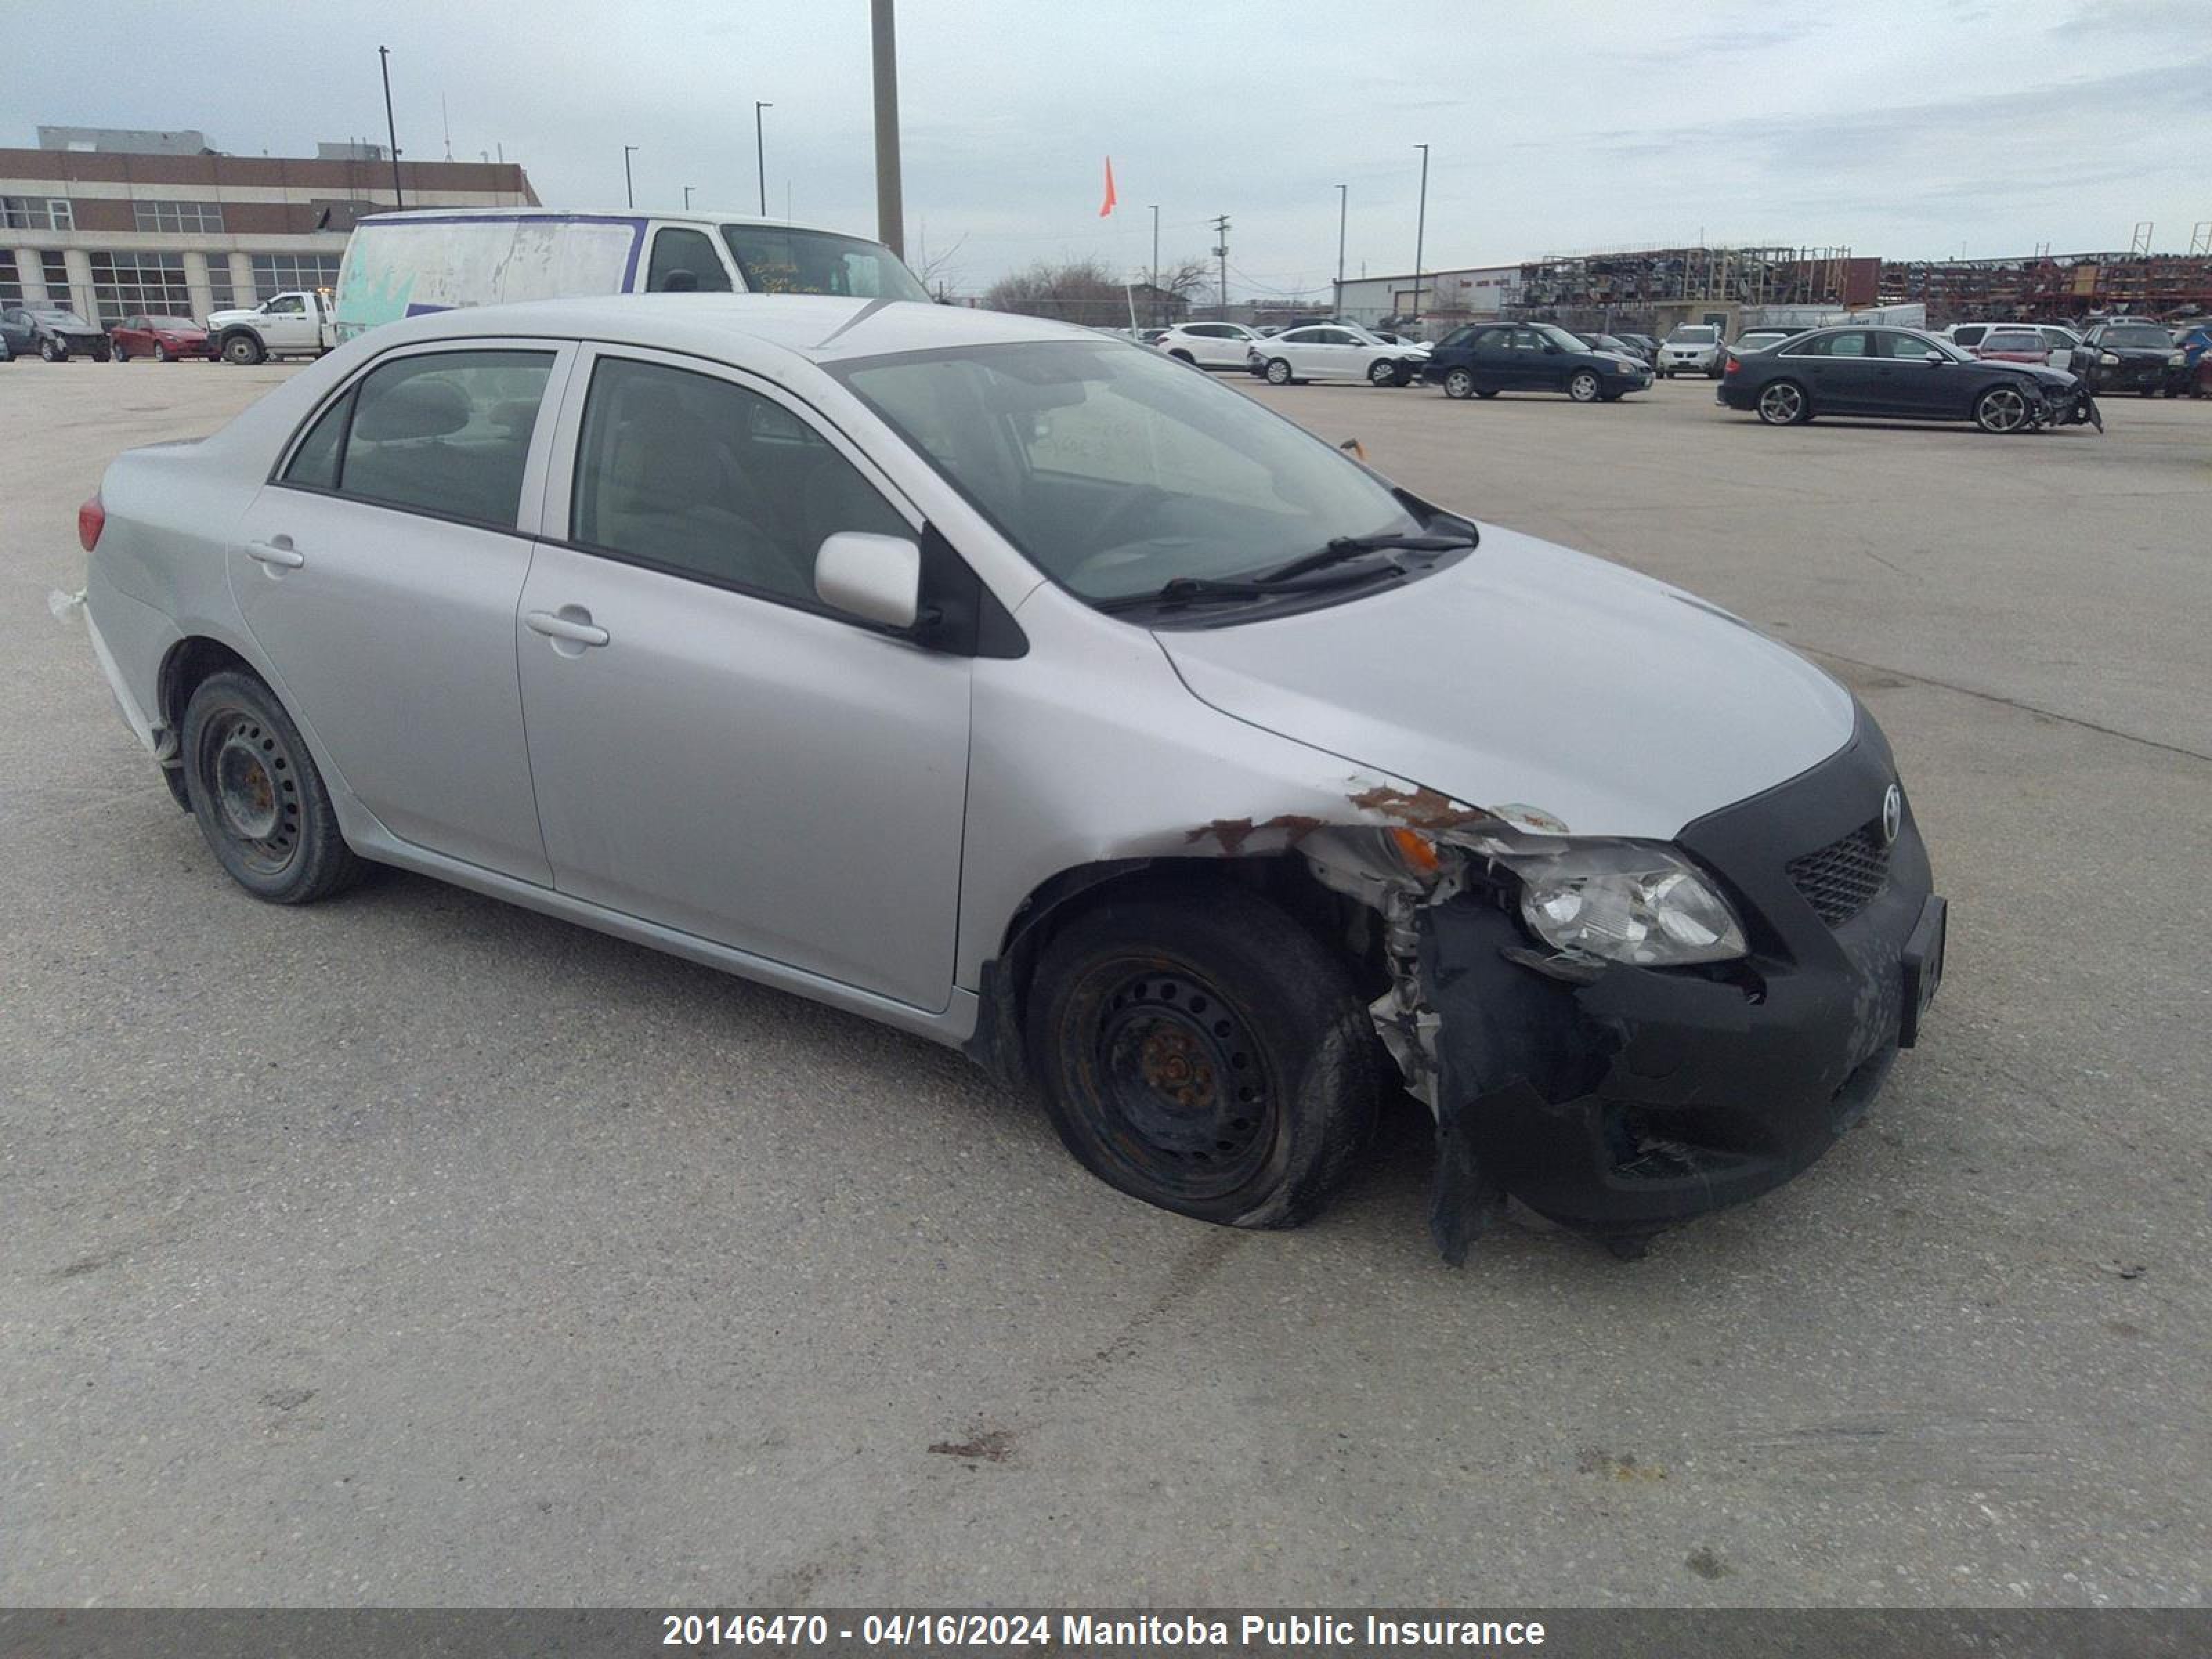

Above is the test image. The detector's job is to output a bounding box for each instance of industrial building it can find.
[1333,264,1519,328]
[2,124,537,326]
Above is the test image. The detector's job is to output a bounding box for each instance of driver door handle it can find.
[525,609,610,647]
[245,541,305,568]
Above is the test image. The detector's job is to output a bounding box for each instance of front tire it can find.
[39,338,61,362]
[1974,384,2032,434]
[1441,366,1477,400]
[1264,357,1293,386]
[181,670,365,904]
[1367,358,1397,386]
[1756,380,1810,425]
[1027,884,1381,1230]
[154,343,171,363]
[1567,368,1602,402]
[222,333,265,366]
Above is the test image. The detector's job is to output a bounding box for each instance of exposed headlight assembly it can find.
[1509,843,1748,966]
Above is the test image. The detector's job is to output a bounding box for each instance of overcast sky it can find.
[10,0,2209,298]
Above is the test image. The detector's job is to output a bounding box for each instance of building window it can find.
[131,199,226,234]
[3,195,74,230]
[248,253,343,301]
[41,251,71,306]
[207,262,238,311]
[0,263,20,308]
[89,251,193,324]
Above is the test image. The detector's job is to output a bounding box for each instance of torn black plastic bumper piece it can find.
[1423,723,1941,1260]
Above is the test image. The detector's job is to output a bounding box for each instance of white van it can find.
[332,209,930,344]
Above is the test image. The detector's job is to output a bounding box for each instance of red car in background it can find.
[1971,327,2053,366]
[109,315,212,362]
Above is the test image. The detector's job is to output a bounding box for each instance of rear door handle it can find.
[525,608,610,647]
[245,540,305,568]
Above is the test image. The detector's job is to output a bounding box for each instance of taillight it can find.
[77,492,105,552]
[1723,354,1740,375]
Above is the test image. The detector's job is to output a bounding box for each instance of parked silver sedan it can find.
[77,295,1944,1259]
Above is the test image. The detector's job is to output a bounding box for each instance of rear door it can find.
[514,346,972,1010]
[229,341,572,881]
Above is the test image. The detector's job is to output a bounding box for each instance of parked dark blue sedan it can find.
[1423,321,1653,402]
[1717,325,2100,434]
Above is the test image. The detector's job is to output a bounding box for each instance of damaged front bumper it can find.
[1404,718,1942,1259]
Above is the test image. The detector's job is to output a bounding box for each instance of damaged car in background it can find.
[72,294,1945,1262]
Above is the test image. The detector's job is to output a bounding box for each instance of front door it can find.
[1866,330,1958,417]
[516,349,973,1011]
[229,342,569,881]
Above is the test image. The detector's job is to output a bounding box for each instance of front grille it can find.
[1786,819,1891,927]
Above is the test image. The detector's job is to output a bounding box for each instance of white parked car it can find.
[1154,321,1266,369]
[1658,325,1725,377]
[1250,324,1426,387]
[1945,322,2082,374]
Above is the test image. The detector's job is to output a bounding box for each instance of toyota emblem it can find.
[1881,784,1903,847]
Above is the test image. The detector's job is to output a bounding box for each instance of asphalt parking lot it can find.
[4,357,2207,1608]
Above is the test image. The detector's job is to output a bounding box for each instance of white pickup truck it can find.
[206,290,339,365]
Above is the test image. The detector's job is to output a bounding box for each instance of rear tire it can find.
[181,670,365,904]
[112,342,128,362]
[1474,388,1499,398]
[1168,348,1196,364]
[1756,379,1810,425]
[1027,884,1381,1230]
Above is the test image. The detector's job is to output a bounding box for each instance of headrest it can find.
[354,377,472,442]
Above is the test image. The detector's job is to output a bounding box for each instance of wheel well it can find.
[158,636,256,735]
[1169,348,1194,362]
[968,854,1393,1090]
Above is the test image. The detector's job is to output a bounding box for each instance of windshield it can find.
[2104,325,2168,348]
[833,339,1421,605]
[34,310,88,327]
[719,225,931,303]
[1667,326,1717,343]
[146,316,200,330]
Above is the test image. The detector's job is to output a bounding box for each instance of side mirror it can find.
[815,531,921,630]
[1924,350,1945,364]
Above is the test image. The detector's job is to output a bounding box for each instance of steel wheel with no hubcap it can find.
[1083,966,1277,1202]
[198,706,303,879]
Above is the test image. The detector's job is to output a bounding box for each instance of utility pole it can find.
[870,0,904,256]
[1412,143,1430,322]
[754,102,772,217]
[1335,183,1347,317]
[1148,204,1159,326]
[1211,214,1230,318]
[683,185,695,209]
[623,144,637,209]
[377,46,404,209]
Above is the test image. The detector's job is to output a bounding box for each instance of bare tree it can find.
[1157,257,1210,301]
[982,257,1132,328]
[910,232,968,298]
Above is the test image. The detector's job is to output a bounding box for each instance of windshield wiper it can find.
[1094,563,1402,615]
[1256,529,1477,585]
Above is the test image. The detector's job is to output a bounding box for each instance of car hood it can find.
[206,308,259,327]
[1154,525,1857,841]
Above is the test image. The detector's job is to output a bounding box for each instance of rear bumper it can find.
[1422,713,1941,1246]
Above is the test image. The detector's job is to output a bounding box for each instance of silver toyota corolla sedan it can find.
[76,294,1946,1259]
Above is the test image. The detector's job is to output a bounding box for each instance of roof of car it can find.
[361,293,1086,366]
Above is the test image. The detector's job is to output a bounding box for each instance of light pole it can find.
[623,144,638,209]
[1148,203,1159,326]
[377,46,404,209]
[683,184,695,210]
[1335,182,1347,317]
[870,0,904,256]
[1412,143,1430,324]
[754,102,772,218]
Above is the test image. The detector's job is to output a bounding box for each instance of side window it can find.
[268,294,305,315]
[646,227,733,293]
[1785,333,1833,357]
[337,350,554,526]
[1438,326,1477,348]
[570,356,906,606]
[1951,326,1985,347]
[1827,332,1871,358]
[281,388,355,491]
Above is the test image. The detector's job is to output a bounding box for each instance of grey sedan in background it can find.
[76,295,1942,1260]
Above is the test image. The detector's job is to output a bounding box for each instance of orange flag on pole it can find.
[1099,156,1118,218]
